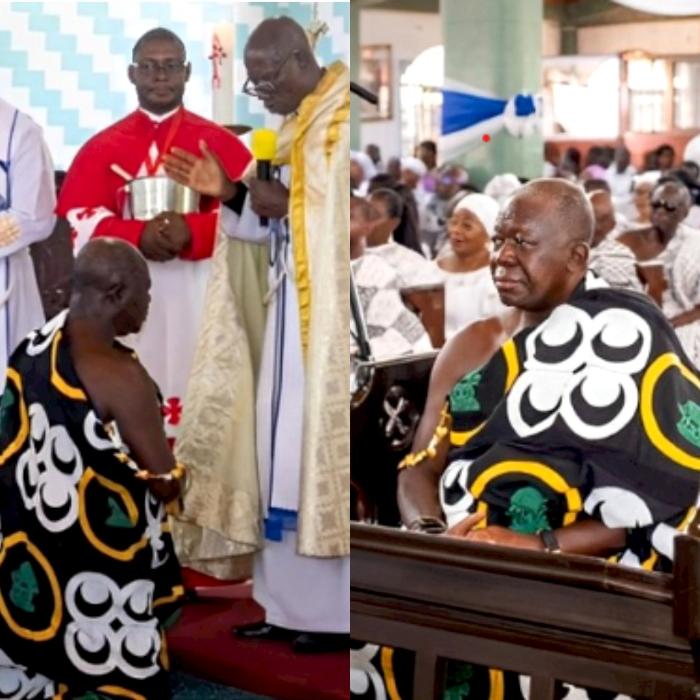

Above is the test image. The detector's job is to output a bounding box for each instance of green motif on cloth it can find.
[74,693,110,700]
[445,662,474,699]
[106,497,134,529]
[507,487,551,535]
[677,401,700,448]
[0,387,15,430]
[450,371,482,413]
[9,562,39,613]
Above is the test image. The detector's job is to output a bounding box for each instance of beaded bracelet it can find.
[135,462,187,483]
[397,402,450,471]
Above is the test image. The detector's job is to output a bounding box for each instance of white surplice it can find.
[0,98,55,392]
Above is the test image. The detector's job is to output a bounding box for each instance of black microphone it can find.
[251,128,278,226]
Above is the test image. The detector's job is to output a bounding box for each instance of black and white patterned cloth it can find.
[0,311,182,699]
[443,274,700,570]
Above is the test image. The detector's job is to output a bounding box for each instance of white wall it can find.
[578,18,700,55]
[359,9,442,160]
[542,19,561,57]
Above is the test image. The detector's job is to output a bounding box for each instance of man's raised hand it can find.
[164,139,236,200]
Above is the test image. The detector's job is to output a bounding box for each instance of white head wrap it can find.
[453,193,500,238]
[351,150,377,182]
[483,173,521,206]
[400,156,427,178]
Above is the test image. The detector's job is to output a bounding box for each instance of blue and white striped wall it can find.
[0,1,349,169]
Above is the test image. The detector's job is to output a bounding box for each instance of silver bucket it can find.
[120,176,200,221]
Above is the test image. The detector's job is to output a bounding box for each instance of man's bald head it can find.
[503,178,594,246]
[243,17,323,115]
[247,17,311,58]
[71,240,151,336]
[650,178,691,238]
[491,179,592,312]
[73,239,147,294]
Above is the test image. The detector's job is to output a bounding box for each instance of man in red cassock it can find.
[57,28,252,443]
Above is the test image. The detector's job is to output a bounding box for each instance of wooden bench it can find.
[351,523,700,699]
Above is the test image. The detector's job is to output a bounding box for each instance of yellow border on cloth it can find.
[450,339,520,446]
[324,90,350,163]
[0,368,29,466]
[640,352,700,470]
[51,331,87,401]
[290,62,347,357]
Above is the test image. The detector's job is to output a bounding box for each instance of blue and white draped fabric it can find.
[0,109,19,388]
[440,79,542,159]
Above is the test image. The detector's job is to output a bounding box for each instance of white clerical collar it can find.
[139,106,181,123]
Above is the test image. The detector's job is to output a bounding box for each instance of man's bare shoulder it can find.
[75,345,154,411]
[617,228,653,257]
[431,310,515,391]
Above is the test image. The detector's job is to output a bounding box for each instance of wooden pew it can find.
[351,352,436,525]
[351,523,700,699]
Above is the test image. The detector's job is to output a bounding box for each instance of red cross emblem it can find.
[208,33,227,89]
[76,207,97,220]
[162,397,183,426]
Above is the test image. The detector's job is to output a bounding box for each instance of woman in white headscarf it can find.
[436,193,505,338]
[351,150,377,196]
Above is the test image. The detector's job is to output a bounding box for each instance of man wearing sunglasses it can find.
[618,178,700,366]
[56,28,252,448]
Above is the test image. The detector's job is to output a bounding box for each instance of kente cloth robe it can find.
[56,107,251,443]
[0,311,182,699]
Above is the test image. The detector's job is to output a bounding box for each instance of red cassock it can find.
[57,108,251,258]
[56,108,252,443]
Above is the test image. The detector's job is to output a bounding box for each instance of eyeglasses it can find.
[132,60,188,77]
[242,51,297,98]
[651,199,679,213]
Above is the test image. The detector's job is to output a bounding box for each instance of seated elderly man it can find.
[352,179,700,700]
[400,178,698,561]
[0,239,183,698]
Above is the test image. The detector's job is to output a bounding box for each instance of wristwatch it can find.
[407,515,447,535]
[539,529,561,553]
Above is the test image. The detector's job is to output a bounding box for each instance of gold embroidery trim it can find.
[290,62,345,357]
[324,89,350,162]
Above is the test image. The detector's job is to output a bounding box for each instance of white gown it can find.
[0,98,55,391]
[225,190,349,633]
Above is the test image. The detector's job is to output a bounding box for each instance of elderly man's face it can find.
[244,48,304,115]
[650,183,690,237]
[128,39,190,115]
[491,196,579,311]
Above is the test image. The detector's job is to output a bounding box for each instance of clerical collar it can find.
[139,106,181,123]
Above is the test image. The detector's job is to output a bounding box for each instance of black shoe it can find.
[234,622,297,641]
[292,632,349,654]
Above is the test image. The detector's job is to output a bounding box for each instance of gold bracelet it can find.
[398,403,450,471]
[135,462,187,482]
